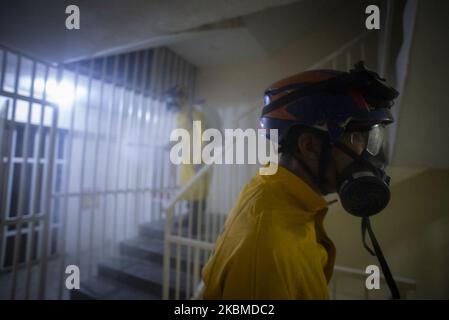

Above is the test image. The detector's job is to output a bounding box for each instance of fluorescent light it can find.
[33,78,86,109]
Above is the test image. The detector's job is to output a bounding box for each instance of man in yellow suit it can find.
[166,86,209,235]
[201,62,399,299]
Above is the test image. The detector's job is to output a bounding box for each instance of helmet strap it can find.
[317,136,332,194]
[291,134,332,195]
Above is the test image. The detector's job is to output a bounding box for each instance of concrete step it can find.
[98,256,188,298]
[138,218,204,240]
[70,276,160,300]
[119,236,197,271]
[138,220,166,240]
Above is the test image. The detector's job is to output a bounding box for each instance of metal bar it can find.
[150,48,165,221]
[51,186,176,198]
[0,43,58,68]
[163,52,179,203]
[57,63,80,299]
[141,80,156,223]
[0,48,7,90]
[76,59,95,268]
[211,169,219,242]
[35,130,51,265]
[112,53,130,255]
[219,166,228,233]
[6,157,66,164]
[197,181,204,242]
[163,164,211,212]
[5,53,22,299]
[100,54,120,258]
[132,50,150,234]
[0,90,59,109]
[10,60,37,299]
[204,180,211,244]
[192,186,202,294]
[174,57,187,300]
[143,50,159,223]
[88,57,108,276]
[37,90,59,299]
[122,51,140,240]
[166,235,215,251]
[175,202,182,300]
[146,48,161,222]
[0,54,8,208]
[24,120,42,299]
[0,98,10,271]
[1,113,17,270]
[199,180,207,274]
[185,198,193,298]
[156,48,171,219]
[3,128,18,225]
[192,246,200,295]
[1,213,46,226]
[162,206,174,299]
[154,106,163,222]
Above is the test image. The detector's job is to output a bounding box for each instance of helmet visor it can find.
[365,124,385,156]
[347,124,386,157]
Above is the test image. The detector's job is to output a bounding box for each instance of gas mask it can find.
[293,124,401,299]
[334,124,391,217]
[332,125,401,299]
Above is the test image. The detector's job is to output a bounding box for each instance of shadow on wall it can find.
[325,167,449,299]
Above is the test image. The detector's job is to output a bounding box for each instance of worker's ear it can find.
[296,132,321,161]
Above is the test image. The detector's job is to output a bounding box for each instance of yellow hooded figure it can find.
[166,86,209,202]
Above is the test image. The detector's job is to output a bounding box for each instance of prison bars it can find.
[0,44,196,299]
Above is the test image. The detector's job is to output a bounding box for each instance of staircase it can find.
[71,218,199,300]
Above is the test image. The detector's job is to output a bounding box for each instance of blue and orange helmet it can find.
[260,61,399,142]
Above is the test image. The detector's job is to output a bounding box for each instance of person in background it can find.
[165,86,209,236]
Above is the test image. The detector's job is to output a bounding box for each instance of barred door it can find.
[0,46,59,299]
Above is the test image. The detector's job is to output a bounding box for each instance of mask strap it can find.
[318,136,332,193]
[333,140,379,173]
[361,218,376,256]
[292,153,326,194]
[291,135,331,195]
[361,217,401,299]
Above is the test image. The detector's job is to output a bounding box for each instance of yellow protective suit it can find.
[175,107,209,201]
[201,165,336,299]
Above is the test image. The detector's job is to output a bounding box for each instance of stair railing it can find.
[162,162,214,299]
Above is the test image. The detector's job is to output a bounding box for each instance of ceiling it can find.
[0,0,350,67]
[0,0,302,64]
[1,0,446,169]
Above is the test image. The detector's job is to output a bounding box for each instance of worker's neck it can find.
[279,154,323,195]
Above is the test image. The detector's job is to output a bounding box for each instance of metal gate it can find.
[0,44,197,299]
